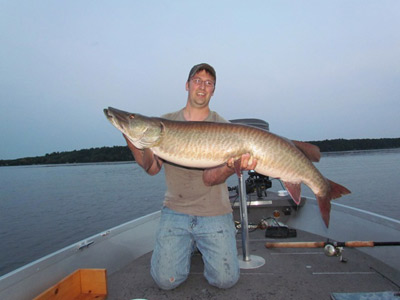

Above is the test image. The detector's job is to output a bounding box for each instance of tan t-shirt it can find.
[161,108,232,216]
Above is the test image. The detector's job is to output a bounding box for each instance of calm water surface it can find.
[0,149,399,276]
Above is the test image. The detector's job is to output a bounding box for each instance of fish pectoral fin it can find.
[292,140,321,162]
[282,181,302,205]
[126,136,144,150]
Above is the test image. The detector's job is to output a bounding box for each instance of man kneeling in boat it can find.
[124,63,257,289]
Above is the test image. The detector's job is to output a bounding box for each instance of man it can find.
[124,63,257,289]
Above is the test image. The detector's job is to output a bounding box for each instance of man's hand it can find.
[123,134,162,175]
[227,153,257,174]
[203,153,257,186]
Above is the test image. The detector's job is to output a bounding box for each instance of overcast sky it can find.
[1,1,399,159]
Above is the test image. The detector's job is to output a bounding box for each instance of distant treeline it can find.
[0,146,134,166]
[308,138,400,152]
[1,138,399,166]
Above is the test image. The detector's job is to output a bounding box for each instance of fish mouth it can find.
[104,107,131,124]
[104,108,112,120]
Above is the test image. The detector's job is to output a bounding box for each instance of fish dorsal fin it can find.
[282,181,302,205]
[292,140,321,162]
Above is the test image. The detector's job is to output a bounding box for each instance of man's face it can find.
[185,70,215,109]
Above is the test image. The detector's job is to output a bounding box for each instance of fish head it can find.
[104,107,163,149]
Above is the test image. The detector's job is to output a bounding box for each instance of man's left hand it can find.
[227,153,257,172]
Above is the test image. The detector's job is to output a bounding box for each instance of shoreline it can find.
[0,145,400,167]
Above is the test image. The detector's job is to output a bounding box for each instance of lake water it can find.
[1,149,399,276]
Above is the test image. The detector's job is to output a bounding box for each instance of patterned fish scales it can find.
[154,121,247,167]
[155,121,324,194]
[157,122,268,175]
[104,107,351,227]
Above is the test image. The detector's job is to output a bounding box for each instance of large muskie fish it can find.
[104,107,350,227]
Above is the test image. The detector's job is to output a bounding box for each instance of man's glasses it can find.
[191,77,215,88]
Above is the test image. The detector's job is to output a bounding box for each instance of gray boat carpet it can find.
[331,291,400,300]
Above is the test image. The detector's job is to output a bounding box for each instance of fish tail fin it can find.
[317,179,351,227]
[316,194,332,228]
[327,179,351,200]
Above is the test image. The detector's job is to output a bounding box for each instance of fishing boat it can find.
[1,120,399,300]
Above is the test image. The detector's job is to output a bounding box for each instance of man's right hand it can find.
[123,134,162,175]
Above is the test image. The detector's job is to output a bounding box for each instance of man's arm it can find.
[123,134,163,176]
[203,153,257,186]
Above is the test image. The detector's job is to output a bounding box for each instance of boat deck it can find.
[108,227,400,299]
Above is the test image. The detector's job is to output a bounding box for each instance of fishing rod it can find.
[265,240,400,262]
[265,240,400,248]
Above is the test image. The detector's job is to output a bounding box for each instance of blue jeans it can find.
[150,207,239,290]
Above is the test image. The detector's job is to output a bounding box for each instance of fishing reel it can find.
[245,170,272,198]
[324,242,347,263]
